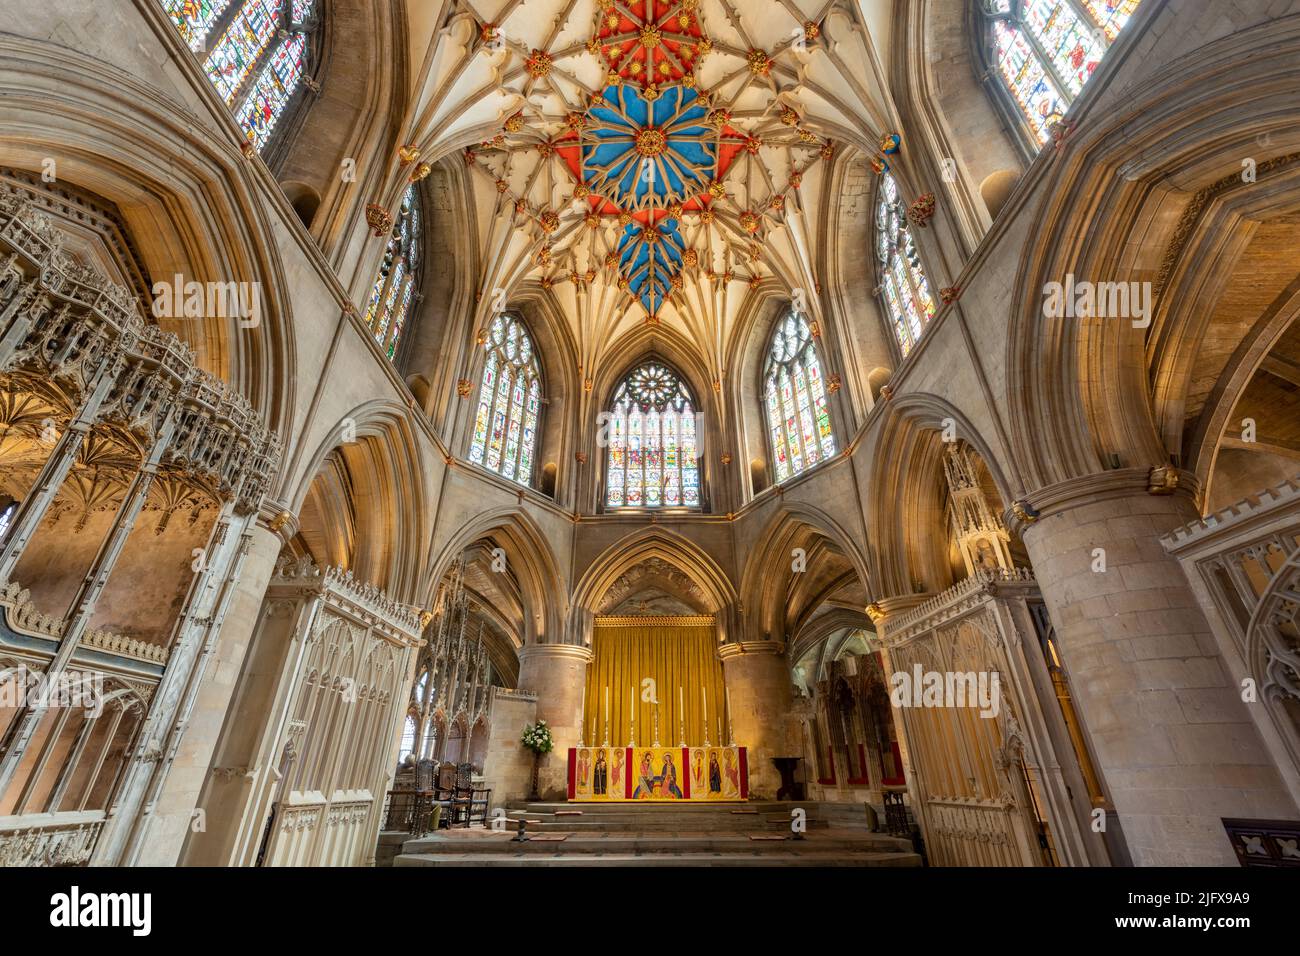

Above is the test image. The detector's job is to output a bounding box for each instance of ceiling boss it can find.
[465,0,839,322]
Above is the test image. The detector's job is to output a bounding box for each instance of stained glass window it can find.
[399,714,417,762]
[876,172,936,356]
[363,185,423,360]
[468,314,542,487]
[160,0,318,151]
[604,363,700,510]
[984,0,1143,147]
[763,314,836,484]
[161,0,234,51]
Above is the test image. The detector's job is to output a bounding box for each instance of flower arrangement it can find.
[521,720,554,755]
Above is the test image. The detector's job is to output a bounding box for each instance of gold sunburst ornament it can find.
[636,128,667,157]
[526,49,552,79]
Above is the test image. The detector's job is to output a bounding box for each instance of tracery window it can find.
[361,185,424,360]
[875,171,937,357]
[982,0,1143,147]
[398,714,417,762]
[468,313,542,487]
[604,362,700,510]
[763,313,836,484]
[161,0,319,151]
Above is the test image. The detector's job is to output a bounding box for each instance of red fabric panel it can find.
[738,747,749,799]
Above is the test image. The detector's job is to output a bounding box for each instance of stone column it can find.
[718,641,796,799]
[1012,471,1298,866]
[0,414,175,796]
[516,643,590,800]
[98,506,288,866]
[0,368,116,582]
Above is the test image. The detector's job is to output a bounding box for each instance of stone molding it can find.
[517,642,593,664]
[718,639,786,660]
[265,556,422,642]
[1004,467,1200,535]
[1161,476,1300,553]
[0,580,169,665]
[881,568,1037,647]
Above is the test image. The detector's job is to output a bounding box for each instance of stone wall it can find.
[480,689,539,807]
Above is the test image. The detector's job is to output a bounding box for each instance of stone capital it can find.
[518,642,593,665]
[717,639,785,661]
[1005,466,1200,535]
[257,498,299,543]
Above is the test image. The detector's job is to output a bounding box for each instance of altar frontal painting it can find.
[568,746,748,801]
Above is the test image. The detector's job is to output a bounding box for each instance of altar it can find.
[568,746,749,801]
[570,616,748,801]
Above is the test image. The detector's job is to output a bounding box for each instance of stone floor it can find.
[388,801,923,867]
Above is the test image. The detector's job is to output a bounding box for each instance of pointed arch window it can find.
[875,171,937,357]
[468,314,542,487]
[362,184,423,360]
[161,0,320,151]
[763,313,836,484]
[399,713,417,762]
[604,362,700,509]
[981,0,1144,148]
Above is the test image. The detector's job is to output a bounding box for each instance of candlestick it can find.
[726,686,735,745]
[604,685,610,746]
[628,685,635,748]
[678,685,685,747]
[579,691,586,747]
[702,686,709,746]
[653,705,660,747]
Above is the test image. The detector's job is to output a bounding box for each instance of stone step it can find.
[389,801,920,868]
[494,818,827,832]
[394,850,922,867]
[401,830,912,857]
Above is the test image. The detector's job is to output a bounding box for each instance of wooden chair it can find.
[447,762,491,827]
[432,761,458,828]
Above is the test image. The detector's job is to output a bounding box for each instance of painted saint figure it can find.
[660,753,683,799]
[612,748,625,796]
[633,750,656,799]
[593,749,608,796]
[576,748,590,792]
[723,749,740,798]
[709,751,722,794]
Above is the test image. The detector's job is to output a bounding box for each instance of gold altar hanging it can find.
[584,616,728,746]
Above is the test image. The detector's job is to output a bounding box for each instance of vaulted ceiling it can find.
[401,0,895,381]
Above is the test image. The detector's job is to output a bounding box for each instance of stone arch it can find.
[272,0,407,264]
[866,393,1016,597]
[0,36,301,445]
[893,0,1026,250]
[585,342,719,512]
[287,400,434,602]
[425,508,566,647]
[731,296,849,502]
[569,528,739,645]
[1005,17,1300,495]
[739,504,872,644]
[789,607,877,675]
